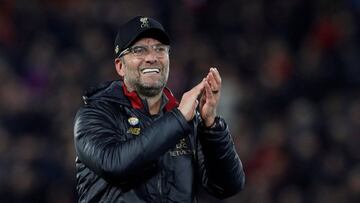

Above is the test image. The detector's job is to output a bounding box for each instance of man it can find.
[74,16,245,203]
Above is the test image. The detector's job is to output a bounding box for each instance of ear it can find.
[114,58,125,77]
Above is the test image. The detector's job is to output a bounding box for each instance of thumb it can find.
[190,78,205,97]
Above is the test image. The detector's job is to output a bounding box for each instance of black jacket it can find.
[74,80,245,203]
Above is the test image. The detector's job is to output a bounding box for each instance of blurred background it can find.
[0,0,359,202]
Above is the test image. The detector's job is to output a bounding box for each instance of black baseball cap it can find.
[114,16,170,58]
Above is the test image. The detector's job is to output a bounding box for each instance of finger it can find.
[196,78,206,93]
[207,71,220,94]
[200,92,206,107]
[204,80,214,100]
[210,67,221,85]
[193,99,199,110]
[207,71,217,86]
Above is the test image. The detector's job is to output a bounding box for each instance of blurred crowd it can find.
[0,0,359,202]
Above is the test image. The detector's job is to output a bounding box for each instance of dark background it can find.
[0,0,359,202]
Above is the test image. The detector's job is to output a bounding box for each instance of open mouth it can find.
[141,68,160,74]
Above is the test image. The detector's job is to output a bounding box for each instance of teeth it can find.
[142,68,160,73]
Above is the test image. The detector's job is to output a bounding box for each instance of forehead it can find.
[133,38,162,45]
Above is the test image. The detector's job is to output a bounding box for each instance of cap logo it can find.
[140,17,150,28]
[115,45,119,54]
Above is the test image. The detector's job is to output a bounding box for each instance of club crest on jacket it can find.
[127,117,140,135]
[128,117,139,126]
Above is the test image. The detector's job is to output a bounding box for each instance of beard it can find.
[134,79,166,97]
[124,67,169,97]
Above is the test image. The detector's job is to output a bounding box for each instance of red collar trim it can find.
[163,88,179,111]
[122,84,143,109]
[121,83,179,111]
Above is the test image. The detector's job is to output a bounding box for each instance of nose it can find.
[144,50,158,64]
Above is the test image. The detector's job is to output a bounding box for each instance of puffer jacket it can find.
[74,80,245,203]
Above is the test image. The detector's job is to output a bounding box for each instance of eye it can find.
[154,45,168,53]
[131,46,147,55]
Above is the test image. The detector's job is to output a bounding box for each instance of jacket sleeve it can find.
[196,116,245,199]
[74,101,191,184]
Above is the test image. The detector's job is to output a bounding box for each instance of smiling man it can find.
[115,37,171,115]
[74,16,245,203]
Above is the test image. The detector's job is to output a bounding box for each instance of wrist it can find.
[200,116,224,131]
[204,116,216,128]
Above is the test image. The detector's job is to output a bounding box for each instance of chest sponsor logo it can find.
[170,138,193,156]
[127,127,141,136]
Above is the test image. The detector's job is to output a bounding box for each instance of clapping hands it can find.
[178,68,221,127]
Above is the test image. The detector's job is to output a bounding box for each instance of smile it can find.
[141,68,160,74]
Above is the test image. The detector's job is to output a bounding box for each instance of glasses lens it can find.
[154,45,169,55]
[123,45,170,58]
[131,46,148,56]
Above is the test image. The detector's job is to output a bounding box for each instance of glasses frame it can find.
[117,44,170,58]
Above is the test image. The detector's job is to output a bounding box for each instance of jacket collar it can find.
[83,80,178,112]
[121,82,179,112]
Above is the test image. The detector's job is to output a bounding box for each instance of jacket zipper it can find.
[158,174,162,198]
[158,174,163,201]
[135,109,164,202]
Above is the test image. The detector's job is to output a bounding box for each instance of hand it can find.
[178,80,205,121]
[199,68,221,127]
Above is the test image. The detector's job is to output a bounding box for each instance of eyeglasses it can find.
[118,44,170,58]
